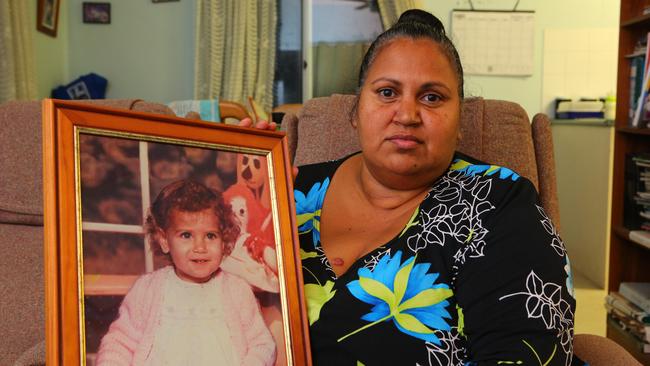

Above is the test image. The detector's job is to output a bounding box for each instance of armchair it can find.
[0,99,177,366]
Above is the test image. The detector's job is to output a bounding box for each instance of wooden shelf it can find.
[613,225,650,251]
[625,51,646,58]
[622,12,650,28]
[614,225,631,240]
[606,318,650,365]
[609,2,650,359]
[616,126,650,135]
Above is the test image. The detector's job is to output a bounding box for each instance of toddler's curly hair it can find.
[145,180,240,258]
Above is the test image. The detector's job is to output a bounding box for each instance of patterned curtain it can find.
[194,0,277,112]
[0,0,37,102]
[312,42,369,97]
[376,0,417,30]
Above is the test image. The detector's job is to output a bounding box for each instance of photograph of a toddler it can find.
[96,179,276,365]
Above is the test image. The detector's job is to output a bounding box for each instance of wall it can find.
[312,0,382,43]
[553,124,614,289]
[30,0,69,98]
[416,0,620,117]
[544,27,617,290]
[66,0,195,104]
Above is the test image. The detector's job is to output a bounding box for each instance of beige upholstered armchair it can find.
[0,98,255,366]
[0,96,638,365]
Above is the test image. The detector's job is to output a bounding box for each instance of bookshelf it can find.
[608,1,650,362]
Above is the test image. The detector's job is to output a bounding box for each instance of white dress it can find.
[144,270,240,366]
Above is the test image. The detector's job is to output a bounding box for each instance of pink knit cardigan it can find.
[96,266,276,365]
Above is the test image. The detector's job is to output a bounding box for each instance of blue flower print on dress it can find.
[295,178,330,246]
[342,250,453,345]
[564,255,575,299]
[450,159,520,181]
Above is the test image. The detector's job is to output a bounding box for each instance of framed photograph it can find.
[83,2,111,24]
[37,0,60,37]
[43,100,310,366]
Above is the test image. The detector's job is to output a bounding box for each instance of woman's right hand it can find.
[238,117,277,131]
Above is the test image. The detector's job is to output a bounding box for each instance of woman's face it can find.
[356,37,460,187]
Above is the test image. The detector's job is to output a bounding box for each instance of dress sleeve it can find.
[455,178,576,366]
[95,275,152,366]
[235,281,277,366]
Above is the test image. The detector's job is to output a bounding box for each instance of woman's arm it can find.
[457,178,576,366]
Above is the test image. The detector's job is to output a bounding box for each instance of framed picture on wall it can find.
[43,100,311,366]
[37,0,60,37]
[83,2,111,24]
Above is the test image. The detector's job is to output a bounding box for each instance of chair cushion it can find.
[0,223,44,366]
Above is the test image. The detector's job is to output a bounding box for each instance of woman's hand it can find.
[239,118,299,180]
[238,117,277,131]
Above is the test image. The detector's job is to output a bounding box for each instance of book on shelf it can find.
[630,53,645,125]
[620,282,650,314]
[607,304,650,342]
[608,316,650,354]
[625,154,650,231]
[630,230,650,249]
[632,33,650,127]
[606,292,650,323]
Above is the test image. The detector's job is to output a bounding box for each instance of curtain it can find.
[312,42,369,98]
[376,0,417,30]
[194,0,277,112]
[0,0,37,102]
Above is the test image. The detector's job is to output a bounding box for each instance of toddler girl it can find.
[96,180,276,366]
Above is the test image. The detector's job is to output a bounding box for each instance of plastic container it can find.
[604,94,616,121]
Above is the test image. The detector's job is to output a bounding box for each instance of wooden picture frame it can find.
[82,2,111,24]
[37,0,60,37]
[43,100,311,365]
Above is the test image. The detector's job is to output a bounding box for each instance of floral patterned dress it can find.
[295,152,585,366]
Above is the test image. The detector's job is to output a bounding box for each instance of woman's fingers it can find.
[239,118,277,131]
[239,117,254,127]
[254,120,277,131]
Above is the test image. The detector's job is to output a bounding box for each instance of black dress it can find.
[294,152,585,366]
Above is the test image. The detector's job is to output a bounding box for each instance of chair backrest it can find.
[282,94,561,230]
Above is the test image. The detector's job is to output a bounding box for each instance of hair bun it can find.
[396,9,445,33]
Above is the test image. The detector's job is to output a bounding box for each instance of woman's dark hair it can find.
[357,9,464,99]
[146,180,240,257]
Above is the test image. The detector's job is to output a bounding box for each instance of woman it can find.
[247,9,581,366]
